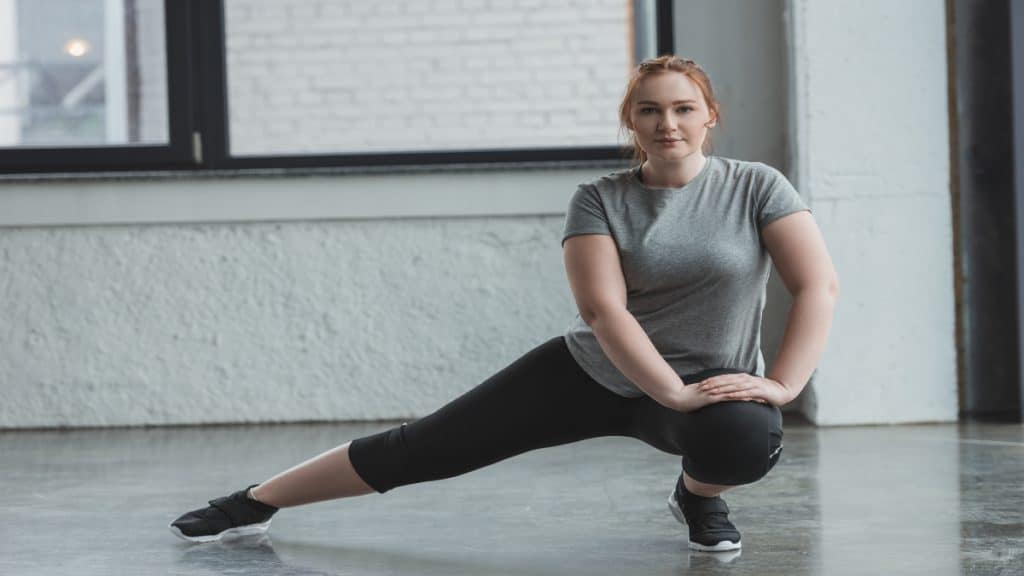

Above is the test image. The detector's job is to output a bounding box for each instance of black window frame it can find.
[0,0,675,176]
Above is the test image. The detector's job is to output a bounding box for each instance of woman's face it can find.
[628,72,716,162]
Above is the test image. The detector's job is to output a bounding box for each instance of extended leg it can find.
[247,336,626,506]
[347,336,630,493]
[171,337,626,542]
[249,441,375,508]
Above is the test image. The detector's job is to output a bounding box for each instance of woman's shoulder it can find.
[577,166,638,193]
[713,157,791,194]
[714,155,780,175]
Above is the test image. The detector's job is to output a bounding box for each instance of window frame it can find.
[0,0,675,176]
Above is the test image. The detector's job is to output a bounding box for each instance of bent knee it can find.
[684,401,784,485]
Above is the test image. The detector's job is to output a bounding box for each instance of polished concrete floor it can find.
[1,416,1021,575]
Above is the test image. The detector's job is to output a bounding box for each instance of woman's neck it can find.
[641,154,707,188]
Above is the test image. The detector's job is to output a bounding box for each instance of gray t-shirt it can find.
[561,155,811,398]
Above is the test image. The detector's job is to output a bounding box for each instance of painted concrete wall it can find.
[0,208,578,428]
[787,0,957,425]
[0,161,626,429]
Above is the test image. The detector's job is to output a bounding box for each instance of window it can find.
[0,0,673,175]
[226,0,629,157]
[0,0,168,148]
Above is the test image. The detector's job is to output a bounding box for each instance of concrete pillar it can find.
[787,0,957,425]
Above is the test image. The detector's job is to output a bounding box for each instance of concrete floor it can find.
[1,417,1021,576]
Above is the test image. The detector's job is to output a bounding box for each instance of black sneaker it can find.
[667,475,742,552]
[169,484,279,543]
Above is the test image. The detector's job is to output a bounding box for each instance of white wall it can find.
[0,167,602,429]
[0,203,579,428]
[787,0,957,425]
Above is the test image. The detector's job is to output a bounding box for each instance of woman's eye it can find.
[640,107,691,113]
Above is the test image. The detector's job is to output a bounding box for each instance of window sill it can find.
[0,160,629,228]
[0,159,629,184]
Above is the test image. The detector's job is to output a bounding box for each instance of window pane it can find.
[225,0,632,157]
[0,0,168,148]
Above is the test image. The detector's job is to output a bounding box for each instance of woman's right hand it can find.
[671,382,724,413]
[671,381,767,413]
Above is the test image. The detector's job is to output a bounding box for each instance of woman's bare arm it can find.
[760,211,840,399]
[564,234,700,410]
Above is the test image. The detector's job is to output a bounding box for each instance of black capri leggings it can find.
[348,335,784,493]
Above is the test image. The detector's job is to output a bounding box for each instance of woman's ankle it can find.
[682,472,731,498]
[247,485,271,506]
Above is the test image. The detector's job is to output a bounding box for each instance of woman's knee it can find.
[683,401,784,485]
[347,423,411,494]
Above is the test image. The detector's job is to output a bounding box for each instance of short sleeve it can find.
[561,183,612,247]
[756,165,812,230]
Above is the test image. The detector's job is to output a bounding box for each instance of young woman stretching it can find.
[170,55,839,552]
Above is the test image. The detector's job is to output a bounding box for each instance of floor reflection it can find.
[0,419,1020,575]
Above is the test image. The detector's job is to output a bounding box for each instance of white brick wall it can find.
[223,0,631,155]
[134,0,167,143]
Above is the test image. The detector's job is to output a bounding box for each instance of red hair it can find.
[618,55,722,165]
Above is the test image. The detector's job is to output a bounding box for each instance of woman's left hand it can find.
[696,374,792,407]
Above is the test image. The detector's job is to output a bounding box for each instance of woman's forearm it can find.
[588,307,685,409]
[766,287,838,404]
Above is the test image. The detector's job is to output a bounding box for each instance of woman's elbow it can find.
[583,303,625,329]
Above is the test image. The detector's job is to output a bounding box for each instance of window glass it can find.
[224,0,632,157]
[0,0,168,148]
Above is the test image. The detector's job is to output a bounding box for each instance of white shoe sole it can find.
[667,490,742,552]
[168,520,272,543]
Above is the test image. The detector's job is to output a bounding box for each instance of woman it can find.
[170,55,839,553]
